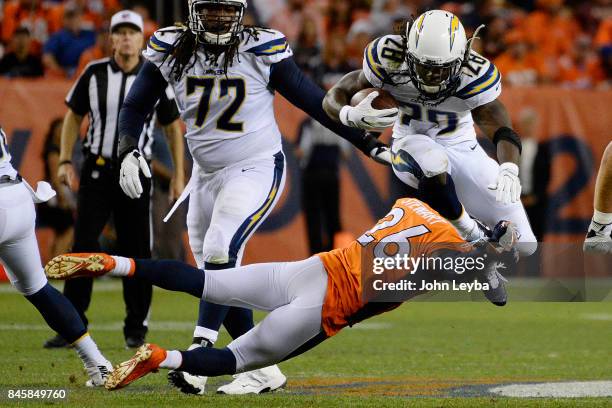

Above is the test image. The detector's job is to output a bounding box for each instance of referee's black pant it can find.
[302,167,341,254]
[63,155,152,340]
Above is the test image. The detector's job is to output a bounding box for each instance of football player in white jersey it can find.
[0,126,112,386]
[324,10,537,256]
[114,0,390,396]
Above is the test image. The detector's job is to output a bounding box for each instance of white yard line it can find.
[489,381,612,397]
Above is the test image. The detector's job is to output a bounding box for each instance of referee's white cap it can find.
[110,10,144,33]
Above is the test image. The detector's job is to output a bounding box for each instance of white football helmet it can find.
[188,0,247,45]
[406,10,471,102]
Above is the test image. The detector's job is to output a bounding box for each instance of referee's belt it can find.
[86,154,151,167]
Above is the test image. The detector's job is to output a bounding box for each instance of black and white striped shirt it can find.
[65,57,179,161]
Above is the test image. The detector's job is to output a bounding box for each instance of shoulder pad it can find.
[241,28,289,56]
[455,52,500,99]
[364,35,405,82]
[148,26,186,54]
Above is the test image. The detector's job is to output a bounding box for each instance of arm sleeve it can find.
[65,65,92,116]
[118,60,168,153]
[155,85,180,126]
[269,57,374,156]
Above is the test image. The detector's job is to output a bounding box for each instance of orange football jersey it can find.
[318,198,465,336]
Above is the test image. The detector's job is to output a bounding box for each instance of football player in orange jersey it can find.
[44,198,517,392]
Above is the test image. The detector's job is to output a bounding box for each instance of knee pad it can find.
[392,135,450,188]
[202,224,231,265]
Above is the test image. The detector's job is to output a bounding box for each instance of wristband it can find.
[493,127,522,154]
[117,135,139,160]
[59,160,72,166]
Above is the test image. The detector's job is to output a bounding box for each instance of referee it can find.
[45,10,184,349]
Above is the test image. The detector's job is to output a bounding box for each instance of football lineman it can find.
[0,126,112,386]
[584,142,612,253]
[323,10,537,256]
[114,0,390,395]
[45,199,518,392]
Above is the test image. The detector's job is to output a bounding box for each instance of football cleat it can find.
[583,220,612,254]
[480,261,509,306]
[45,253,115,280]
[85,360,113,387]
[105,343,166,390]
[475,220,519,307]
[168,370,207,395]
[167,340,209,395]
[217,365,286,395]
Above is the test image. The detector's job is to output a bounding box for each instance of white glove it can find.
[120,150,151,199]
[370,145,392,165]
[488,162,521,205]
[339,91,398,130]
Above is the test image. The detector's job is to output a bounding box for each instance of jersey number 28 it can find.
[187,76,246,131]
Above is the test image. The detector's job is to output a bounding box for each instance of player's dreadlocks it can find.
[162,24,275,82]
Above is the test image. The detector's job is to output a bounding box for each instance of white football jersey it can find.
[144,26,293,171]
[0,127,17,179]
[363,35,502,146]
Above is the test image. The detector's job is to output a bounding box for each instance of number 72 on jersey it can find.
[186,76,246,132]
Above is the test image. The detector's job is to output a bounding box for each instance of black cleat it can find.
[168,370,206,395]
[43,334,71,349]
[125,335,145,349]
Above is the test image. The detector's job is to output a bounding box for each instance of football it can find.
[350,88,398,110]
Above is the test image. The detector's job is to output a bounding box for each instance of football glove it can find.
[120,150,151,199]
[488,162,521,205]
[339,91,398,130]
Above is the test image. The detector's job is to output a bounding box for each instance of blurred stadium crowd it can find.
[0,0,611,88]
[0,0,156,77]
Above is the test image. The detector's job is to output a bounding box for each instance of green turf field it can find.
[0,280,610,407]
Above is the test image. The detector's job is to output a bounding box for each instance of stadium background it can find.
[0,0,610,271]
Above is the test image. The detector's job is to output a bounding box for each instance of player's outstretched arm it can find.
[269,58,390,163]
[117,61,168,158]
[117,61,169,198]
[473,99,523,205]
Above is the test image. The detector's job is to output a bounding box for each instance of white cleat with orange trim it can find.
[45,253,116,279]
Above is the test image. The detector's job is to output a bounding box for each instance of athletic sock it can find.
[110,256,134,277]
[73,333,107,367]
[195,262,236,340]
[160,350,183,369]
[224,307,255,339]
[25,283,87,343]
[132,259,205,298]
[417,174,463,220]
[449,208,480,239]
[179,347,237,377]
[593,210,612,226]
